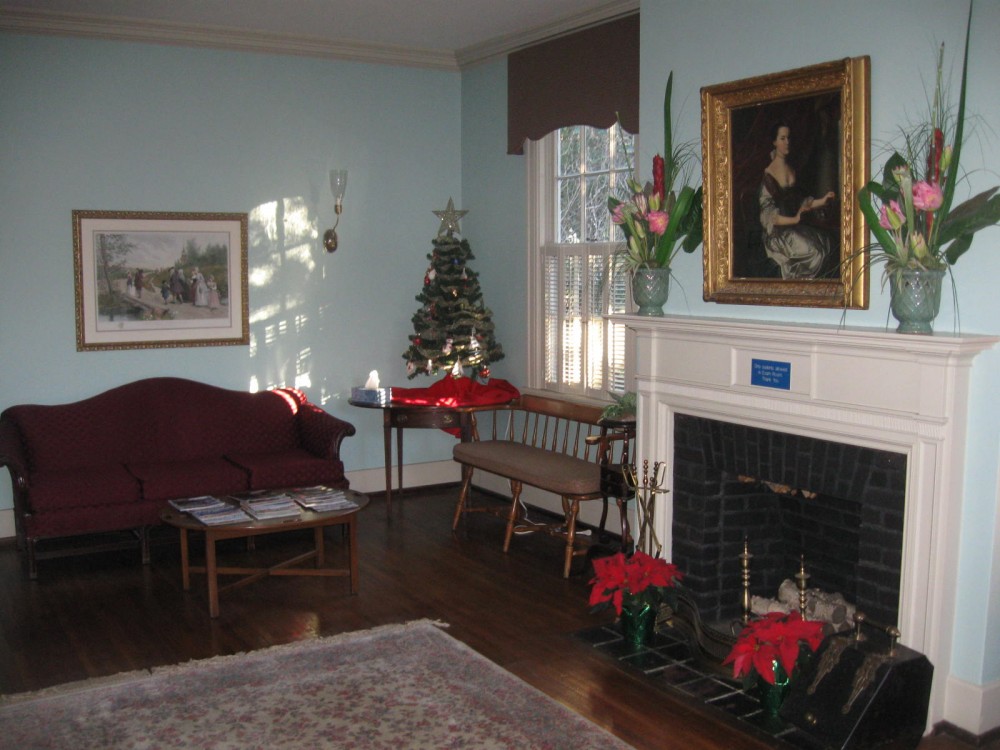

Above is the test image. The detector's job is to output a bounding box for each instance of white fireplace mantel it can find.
[617,314,997,732]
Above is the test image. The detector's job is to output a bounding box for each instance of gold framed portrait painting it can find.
[701,57,870,308]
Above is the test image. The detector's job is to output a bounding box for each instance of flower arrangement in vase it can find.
[589,551,683,645]
[856,1,1000,332]
[723,611,825,716]
[608,72,703,315]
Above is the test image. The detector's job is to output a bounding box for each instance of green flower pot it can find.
[630,268,671,316]
[619,601,657,646]
[889,268,945,334]
[755,660,791,718]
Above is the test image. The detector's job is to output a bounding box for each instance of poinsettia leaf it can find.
[753,650,777,685]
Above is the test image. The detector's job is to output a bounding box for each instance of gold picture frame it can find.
[73,210,249,351]
[701,57,870,308]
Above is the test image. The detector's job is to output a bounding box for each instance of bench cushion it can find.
[454,440,600,497]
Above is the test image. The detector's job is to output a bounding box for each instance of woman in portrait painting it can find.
[759,122,836,279]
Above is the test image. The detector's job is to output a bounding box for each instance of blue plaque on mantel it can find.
[751,359,791,390]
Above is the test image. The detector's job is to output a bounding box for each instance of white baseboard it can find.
[345,459,460,495]
[944,674,1000,735]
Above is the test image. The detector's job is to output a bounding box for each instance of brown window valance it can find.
[507,13,639,155]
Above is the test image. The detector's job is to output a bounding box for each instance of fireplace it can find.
[672,413,906,628]
[619,314,996,732]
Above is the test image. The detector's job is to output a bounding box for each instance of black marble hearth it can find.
[577,622,827,749]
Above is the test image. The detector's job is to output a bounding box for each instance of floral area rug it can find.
[0,620,635,749]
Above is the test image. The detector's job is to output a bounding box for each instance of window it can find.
[527,124,634,399]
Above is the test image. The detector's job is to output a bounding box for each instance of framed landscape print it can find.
[73,210,249,351]
[701,57,870,308]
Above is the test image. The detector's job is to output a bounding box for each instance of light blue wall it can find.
[0,34,462,487]
[457,0,1000,696]
[459,60,526,383]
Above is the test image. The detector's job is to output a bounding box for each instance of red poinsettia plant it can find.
[723,611,825,685]
[589,551,684,615]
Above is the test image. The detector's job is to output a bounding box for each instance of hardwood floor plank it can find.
[0,486,991,749]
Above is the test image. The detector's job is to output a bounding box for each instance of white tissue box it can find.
[351,387,392,405]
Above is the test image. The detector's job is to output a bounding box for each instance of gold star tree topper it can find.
[433,197,468,238]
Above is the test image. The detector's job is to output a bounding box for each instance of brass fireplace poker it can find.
[623,459,666,556]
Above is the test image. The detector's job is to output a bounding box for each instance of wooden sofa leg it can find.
[563,498,580,578]
[503,480,524,553]
[140,526,151,565]
[27,537,38,580]
[452,464,474,530]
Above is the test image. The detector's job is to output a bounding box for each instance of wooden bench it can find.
[451,395,634,577]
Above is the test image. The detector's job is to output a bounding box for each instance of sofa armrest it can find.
[297,403,357,461]
[0,413,29,491]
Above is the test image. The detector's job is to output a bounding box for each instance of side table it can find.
[348,400,475,513]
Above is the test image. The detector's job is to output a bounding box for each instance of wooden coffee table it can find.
[160,489,369,618]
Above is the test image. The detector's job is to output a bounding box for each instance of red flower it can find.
[723,611,825,684]
[652,154,666,202]
[589,551,683,616]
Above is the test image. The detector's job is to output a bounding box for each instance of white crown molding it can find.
[1,0,640,71]
[457,0,639,68]
[0,7,460,70]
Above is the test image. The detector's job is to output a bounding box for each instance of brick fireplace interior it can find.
[671,413,907,631]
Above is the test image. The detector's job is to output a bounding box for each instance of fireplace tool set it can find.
[622,459,664,557]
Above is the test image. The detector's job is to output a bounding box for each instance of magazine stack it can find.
[233,491,302,521]
[168,495,251,525]
[287,486,359,513]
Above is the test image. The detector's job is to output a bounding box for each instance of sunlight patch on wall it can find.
[247,198,324,397]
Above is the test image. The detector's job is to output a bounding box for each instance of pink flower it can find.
[879,200,904,231]
[912,181,943,211]
[611,203,628,225]
[647,211,668,234]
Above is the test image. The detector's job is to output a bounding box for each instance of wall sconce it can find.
[323,169,347,253]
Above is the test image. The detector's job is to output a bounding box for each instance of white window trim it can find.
[525,133,635,401]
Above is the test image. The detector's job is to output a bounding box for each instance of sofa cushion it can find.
[226,449,347,491]
[453,440,600,497]
[127,458,249,502]
[24,500,164,539]
[27,465,141,512]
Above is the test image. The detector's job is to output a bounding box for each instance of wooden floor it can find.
[0,485,992,749]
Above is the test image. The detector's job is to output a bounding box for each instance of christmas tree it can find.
[402,199,504,379]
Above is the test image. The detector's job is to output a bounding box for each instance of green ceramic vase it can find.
[630,268,670,316]
[889,268,945,334]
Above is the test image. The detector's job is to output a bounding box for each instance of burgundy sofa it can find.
[0,377,356,578]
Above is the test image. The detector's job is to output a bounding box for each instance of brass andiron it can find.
[795,554,811,620]
[623,459,666,556]
[739,537,753,626]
